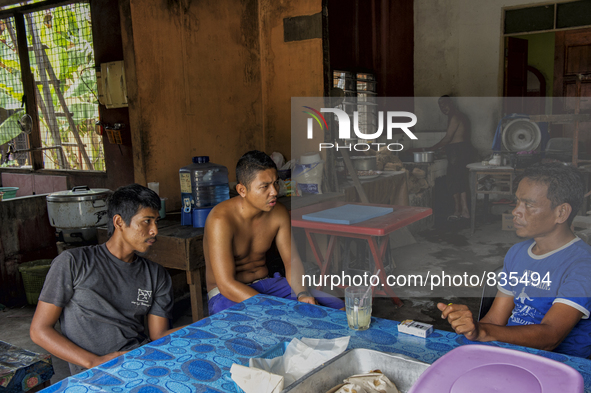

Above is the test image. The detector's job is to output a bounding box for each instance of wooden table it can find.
[468,163,516,234]
[98,215,205,322]
[291,201,432,306]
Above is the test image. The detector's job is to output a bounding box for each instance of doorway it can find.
[553,28,591,152]
[503,27,591,154]
[503,32,555,114]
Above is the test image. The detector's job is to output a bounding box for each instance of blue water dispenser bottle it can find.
[179,156,230,227]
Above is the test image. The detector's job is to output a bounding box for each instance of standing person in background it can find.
[429,95,474,221]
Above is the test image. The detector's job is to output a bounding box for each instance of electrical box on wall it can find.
[96,61,128,109]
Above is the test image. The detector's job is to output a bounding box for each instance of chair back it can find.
[478,266,503,321]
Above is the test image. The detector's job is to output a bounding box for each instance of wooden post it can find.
[186,269,204,322]
[573,75,582,167]
[340,147,370,203]
[13,14,43,169]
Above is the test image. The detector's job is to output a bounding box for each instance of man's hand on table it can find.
[298,295,317,305]
[437,302,480,341]
[297,295,345,311]
[89,351,129,369]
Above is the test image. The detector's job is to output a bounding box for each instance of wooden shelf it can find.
[529,114,591,123]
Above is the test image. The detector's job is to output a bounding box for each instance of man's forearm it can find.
[161,326,185,337]
[218,280,260,303]
[31,326,104,369]
[285,259,308,295]
[476,322,564,351]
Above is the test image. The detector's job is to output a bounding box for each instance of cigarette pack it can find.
[397,320,433,338]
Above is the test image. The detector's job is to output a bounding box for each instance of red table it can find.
[291,201,432,306]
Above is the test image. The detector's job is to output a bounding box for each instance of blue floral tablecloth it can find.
[42,294,591,393]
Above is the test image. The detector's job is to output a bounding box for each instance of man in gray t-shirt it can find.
[31,184,182,375]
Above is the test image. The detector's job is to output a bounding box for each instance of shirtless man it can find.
[429,95,473,220]
[204,150,344,314]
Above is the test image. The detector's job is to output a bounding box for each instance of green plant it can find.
[0,2,103,170]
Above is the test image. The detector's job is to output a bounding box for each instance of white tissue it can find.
[230,363,284,393]
[250,336,350,387]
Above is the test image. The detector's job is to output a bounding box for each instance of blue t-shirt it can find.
[498,237,591,358]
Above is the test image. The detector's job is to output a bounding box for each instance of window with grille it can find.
[505,2,591,35]
[0,1,103,171]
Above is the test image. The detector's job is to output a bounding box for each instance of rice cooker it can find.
[46,186,112,244]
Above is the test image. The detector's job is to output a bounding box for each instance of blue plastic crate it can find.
[233,342,289,393]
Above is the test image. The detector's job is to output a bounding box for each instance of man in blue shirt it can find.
[438,163,591,357]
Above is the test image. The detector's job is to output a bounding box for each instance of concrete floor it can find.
[371,217,518,327]
[0,216,520,386]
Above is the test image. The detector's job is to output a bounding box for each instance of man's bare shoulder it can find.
[270,201,290,222]
[210,196,240,215]
[449,112,462,125]
[205,197,241,230]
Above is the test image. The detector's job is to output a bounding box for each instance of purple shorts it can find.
[208,272,345,315]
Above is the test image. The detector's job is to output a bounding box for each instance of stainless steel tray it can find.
[283,348,429,393]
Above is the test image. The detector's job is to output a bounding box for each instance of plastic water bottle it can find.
[179,161,197,225]
[179,156,230,227]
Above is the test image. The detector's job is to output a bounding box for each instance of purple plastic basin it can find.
[408,345,583,393]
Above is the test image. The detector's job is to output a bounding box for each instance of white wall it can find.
[413,0,556,156]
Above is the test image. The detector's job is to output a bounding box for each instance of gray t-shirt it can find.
[39,243,173,358]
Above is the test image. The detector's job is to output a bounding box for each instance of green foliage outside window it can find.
[0,2,104,171]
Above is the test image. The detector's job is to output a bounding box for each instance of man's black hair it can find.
[236,150,277,188]
[438,95,453,105]
[107,183,161,236]
[516,162,585,226]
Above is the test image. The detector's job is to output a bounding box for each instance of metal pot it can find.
[46,186,112,229]
[350,156,377,171]
[58,228,100,244]
[413,151,434,163]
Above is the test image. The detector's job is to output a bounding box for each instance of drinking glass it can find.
[345,286,372,330]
